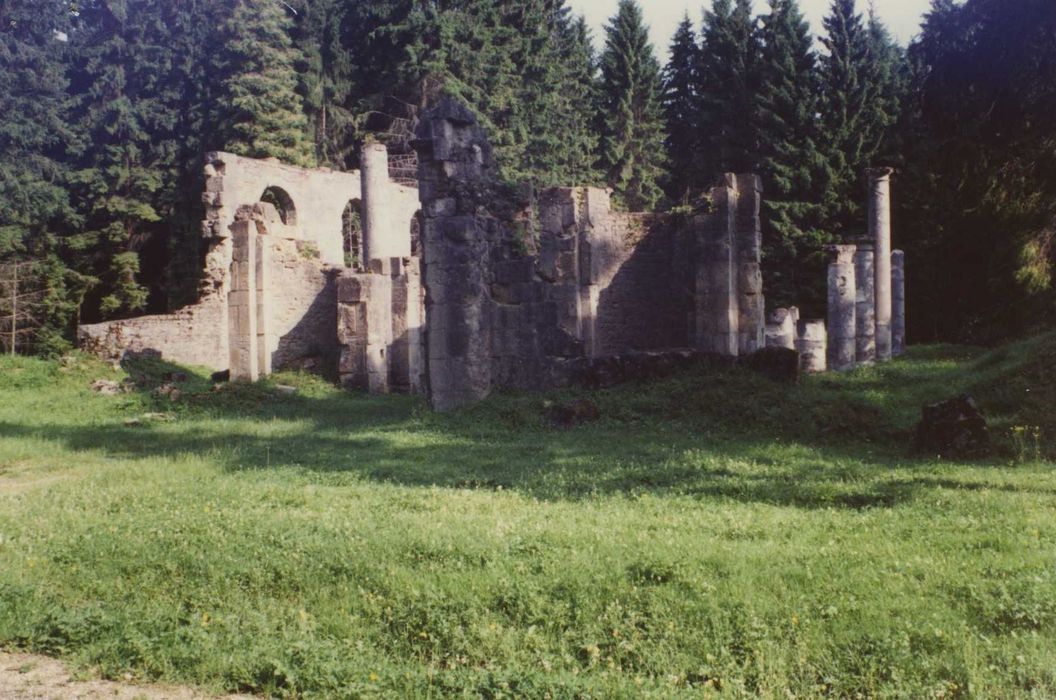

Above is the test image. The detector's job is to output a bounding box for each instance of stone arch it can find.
[260,186,297,226]
[409,210,422,257]
[342,199,363,269]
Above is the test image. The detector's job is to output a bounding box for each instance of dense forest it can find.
[1,0,1053,355]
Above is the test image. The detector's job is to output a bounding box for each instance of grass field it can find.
[1,336,1054,698]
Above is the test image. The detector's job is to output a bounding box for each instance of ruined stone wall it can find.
[263,238,342,373]
[201,152,420,267]
[414,98,764,410]
[77,240,231,370]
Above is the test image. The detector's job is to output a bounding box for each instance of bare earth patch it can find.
[0,652,254,700]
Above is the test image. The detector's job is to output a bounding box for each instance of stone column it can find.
[826,244,857,372]
[361,142,410,263]
[734,174,765,354]
[228,222,258,381]
[765,308,796,350]
[869,167,894,360]
[694,178,739,356]
[255,234,272,376]
[796,320,827,373]
[892,249,906,356]
[414,99,495,411]
[853,242,876,364]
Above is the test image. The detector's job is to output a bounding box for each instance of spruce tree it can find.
[756,0,830,308]
[697,0,761,179]
[818,0,884,233]
[214,0,314,168]
[0,0,81,351]
[598,0,667,211]
[662,15,700,202]
[291,0,358,169]
[66,0,185,320]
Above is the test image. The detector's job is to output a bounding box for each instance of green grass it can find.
[0,336,1054,698]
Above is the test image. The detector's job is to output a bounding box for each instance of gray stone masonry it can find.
[892,249,906,356]
[826,244,858,372]
[734,174,765,354]
[869,168,894,360]
[796,319,827,374]
[854,242,876,364]
[765,308,796,350]
[228,222,260,381]
[414,99,495,410]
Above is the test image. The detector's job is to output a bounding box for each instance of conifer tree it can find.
[755,0,830,307]
[0,0,81,351]
[697,0,761,179]
[214,0,314,168]
[818,0,884,232]
[66,0,185,320]
[598,0,667,211]
[291,0,358,169]
[663,15,700,202]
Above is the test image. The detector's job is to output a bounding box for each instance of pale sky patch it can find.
[569,0,933,59]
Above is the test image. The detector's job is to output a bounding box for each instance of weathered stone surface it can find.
[869,167,894,361]
[90,379,123,395]
[892,249,906,356]
[826,244,857,372]
[765,308,796,350]
[854,242,876,364]
[796,319,827,374]
[914,395,991,458]
[741,347,800,383]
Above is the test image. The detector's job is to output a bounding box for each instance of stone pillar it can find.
[414,99,494,411]
[734,174,765,354]
[228,223,258,381]
[695,179,739,356]
[765,308,796,350]
[255,235,272,376]
[869,167,894,360]
[826,244,857,372]
[796,320,827,373]
[336,272,392,394]
[361,142,411,264]
[853,242,876,364]
[892,249,906,356]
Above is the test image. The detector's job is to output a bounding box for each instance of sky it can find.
[568,0,933,58]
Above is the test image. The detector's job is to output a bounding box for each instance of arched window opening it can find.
[343,199,363,269]
[410,210,422,257]
[260,186,297,226]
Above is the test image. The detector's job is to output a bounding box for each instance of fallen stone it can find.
[544,398,600,429]
[163,371,189,383]
[153,383,182,401]
[741,347,800,383]
[211,369,231,383]
[274,385,298,396]
[914,394,991,458]
[90,379,122,395]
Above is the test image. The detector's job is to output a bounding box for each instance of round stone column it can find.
[854,242,876,364]
[796,319,827,374]
[765,308,796,350]
[869,167,894,360]
[892,249,906,356]
[361,142,410,263]
[826,244,858,372]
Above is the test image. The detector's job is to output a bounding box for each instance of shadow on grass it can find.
[2,350,1045,510]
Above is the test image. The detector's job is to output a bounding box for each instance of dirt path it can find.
[0,652,255,700]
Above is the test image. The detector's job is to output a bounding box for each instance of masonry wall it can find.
[78,240,232,370]
[81,150,422,379]
[414,98,764,410]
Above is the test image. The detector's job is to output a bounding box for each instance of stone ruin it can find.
[79,98,906,410]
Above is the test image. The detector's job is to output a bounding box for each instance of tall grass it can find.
[0,337,1054,698]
